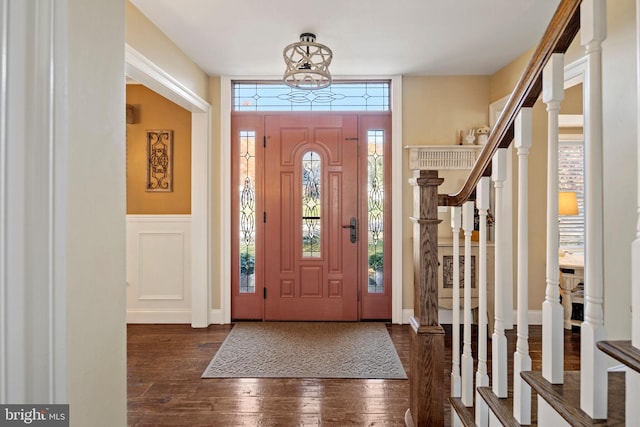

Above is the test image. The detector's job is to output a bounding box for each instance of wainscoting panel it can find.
[127,215,191,323]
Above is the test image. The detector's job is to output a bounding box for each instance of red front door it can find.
[264,114,359,320]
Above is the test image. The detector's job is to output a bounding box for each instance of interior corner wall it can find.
[401,75,491,310]
[126,85,192,214]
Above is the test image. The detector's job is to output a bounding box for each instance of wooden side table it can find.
[559,252,584,330]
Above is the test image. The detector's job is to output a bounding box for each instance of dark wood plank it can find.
[128,323,413,427]
[521,371,625,427]
[597,340,640,373]
[127,324,584,427]
[449,396,476,427]
[476,387,537,427]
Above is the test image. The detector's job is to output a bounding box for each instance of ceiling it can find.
[130,0,561,78]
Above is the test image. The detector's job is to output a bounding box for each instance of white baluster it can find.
[461,201,474,406]
[451,206,462,399]
[581,0,608,418]
[542,52,565,384]
[503,156,515,331]
[475,177,490,427]
[492,148,508,398]
[513,108,533,424]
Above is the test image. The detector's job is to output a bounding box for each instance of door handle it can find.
[342,217,357,243]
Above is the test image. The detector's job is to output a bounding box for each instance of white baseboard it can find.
[402,308,465,325]
[126,308,228,325]
[205,307,541,327]
[126,309,191,324]
[514,309,542,325]
[401,309,543,325]
[208,309,225,325]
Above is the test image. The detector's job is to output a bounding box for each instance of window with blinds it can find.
[558,141,584,252]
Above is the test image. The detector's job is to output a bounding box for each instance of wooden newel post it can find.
[405,169,445,427]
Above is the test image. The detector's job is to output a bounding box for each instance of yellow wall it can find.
[402,75,491,309]
[562,84,583,115]
[489,47,558,312]
[488,46,581,313]
[126,84,192,214]
[490,48,534,103]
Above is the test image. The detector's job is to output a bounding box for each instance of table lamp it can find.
[559,191,579,216]
[558,191,579,256]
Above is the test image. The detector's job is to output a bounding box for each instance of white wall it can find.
[601,0,637,340]
[1,2,126,424]
[67,0,127,424]
[126,0,208,101]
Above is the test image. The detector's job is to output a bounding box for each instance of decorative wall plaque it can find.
[146,130,173,192]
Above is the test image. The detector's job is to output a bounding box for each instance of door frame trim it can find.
[220,76,404,324]
[125,44,212,327]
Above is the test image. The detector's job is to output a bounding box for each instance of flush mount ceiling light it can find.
[283,33,332,90]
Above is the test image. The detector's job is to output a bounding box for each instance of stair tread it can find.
[597,340,640,373]
[476,387,537,427]
[448,396,476,427]
[521,371,625,426]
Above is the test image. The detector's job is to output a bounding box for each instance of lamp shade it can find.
[558,191,579,215]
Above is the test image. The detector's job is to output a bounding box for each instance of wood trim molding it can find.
[125,44,209,113]
[1,0,69,403]
[391,75,403,324]
[402,309,543,325]
[125,45,212,328]
[221,76,404,325]
[126,309,191,324]
[220,76,232,324]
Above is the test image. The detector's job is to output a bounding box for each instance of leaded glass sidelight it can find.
[368,130,384,293]
[239,131,256,293]
[302,151,321,258]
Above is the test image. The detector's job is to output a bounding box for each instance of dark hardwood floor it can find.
[127,323,581,426]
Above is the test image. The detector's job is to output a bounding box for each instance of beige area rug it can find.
[201,322,407,379]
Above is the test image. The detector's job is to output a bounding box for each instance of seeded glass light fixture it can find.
[283,33,332,90]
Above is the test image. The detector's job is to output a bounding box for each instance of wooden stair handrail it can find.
[438,0,582,207]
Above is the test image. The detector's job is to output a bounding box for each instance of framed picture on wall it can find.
[146,130,173,192]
